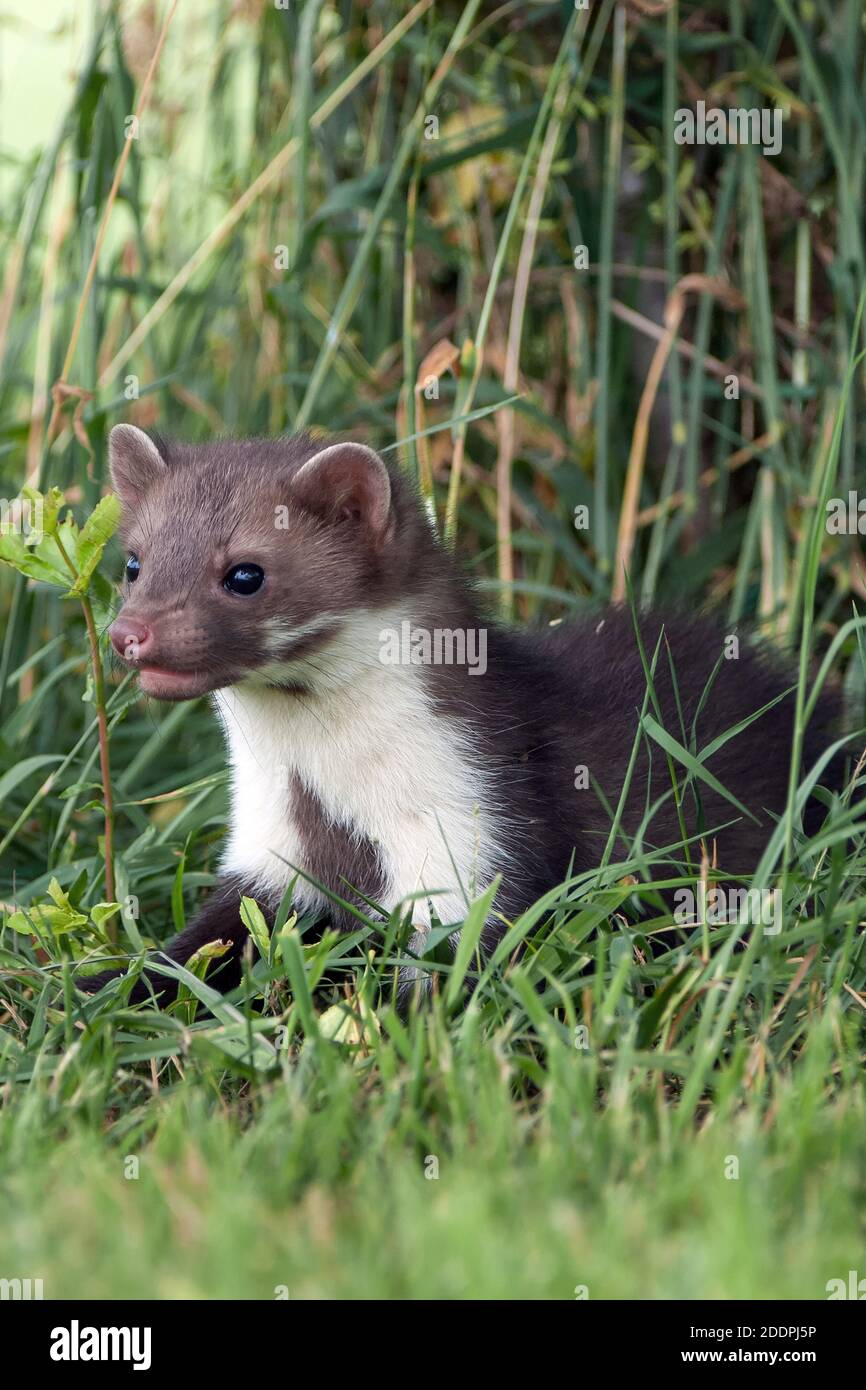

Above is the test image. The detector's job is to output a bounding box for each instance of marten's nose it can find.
[110,615,153,663]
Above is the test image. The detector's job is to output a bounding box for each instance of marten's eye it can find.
[125,553,141,583]
[223,563,264,596]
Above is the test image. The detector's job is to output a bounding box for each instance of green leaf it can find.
[184,938,233,983]
[445,879,498,1008]
[171,851,187,934]
[90,902,122,929]
[20,484,65,537]
[318,997,380,1050]
[640,714,760,825]
[68,494,121,595]
[6,894,89,936]
[47,876,74,908]
[0,754,62,801]
[240,896,271,962]
[0,529,68,587]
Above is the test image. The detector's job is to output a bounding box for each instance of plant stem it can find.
[53,532,116,918]
[80,595,116,911]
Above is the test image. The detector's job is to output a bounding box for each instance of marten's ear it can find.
[109,425,167,507]
[292,442,393,543]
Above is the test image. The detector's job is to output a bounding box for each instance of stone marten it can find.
[80,425,845,1002]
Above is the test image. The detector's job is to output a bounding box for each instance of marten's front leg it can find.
[77,874,265,1005]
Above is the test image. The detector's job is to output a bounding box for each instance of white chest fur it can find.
[212,616,506,933]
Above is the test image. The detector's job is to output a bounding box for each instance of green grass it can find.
[4,1037,865,1300]
[1,0,866,1300]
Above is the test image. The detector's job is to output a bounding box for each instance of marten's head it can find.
[107,426,419,700]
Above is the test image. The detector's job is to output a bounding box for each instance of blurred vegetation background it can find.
[3,0,866,910]
[0,0,865,1300]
